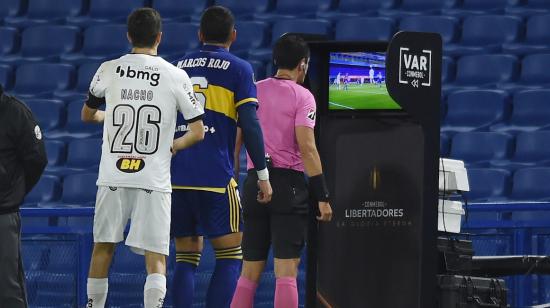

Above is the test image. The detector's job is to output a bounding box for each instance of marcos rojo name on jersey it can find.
[116,158,145,173]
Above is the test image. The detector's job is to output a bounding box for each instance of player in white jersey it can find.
[81,8,205,308]
[369,66,375,84]
[335,72,341,90]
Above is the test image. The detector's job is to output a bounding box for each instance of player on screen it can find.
[335,72,341,90]
[170,6,272,308]
[343,73,350,91]
[82,8,205,308]
[377,71,383,88]
[369,66,375,84]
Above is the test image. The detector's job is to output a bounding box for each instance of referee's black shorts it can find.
[241,168,309,261]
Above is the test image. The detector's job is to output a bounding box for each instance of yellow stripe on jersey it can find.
[195,84,237,121]
[172,185,226,193]
[235,97,258,108]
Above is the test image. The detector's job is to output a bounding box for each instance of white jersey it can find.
[88,53,204,192]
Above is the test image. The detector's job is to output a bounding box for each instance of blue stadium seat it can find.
[54,62,101,101]
[0,27,19,56]
[45,100,103,140]
[14,63,75,98]
[67,0,148,26]
[44,140,67,168]
[64,138,102,171]
[60,24,130,65]
[0,64,14,90]
[444,0,509,16]
[335,17,395,41]
[514,131,550,163]
[158,23,200,58]
[317,0,396,21]
[399,16,458,45]
[440,134,450,157]
[503,14,550,55]
[379,0,448,17]
[442,56,455,84]
[442,90,510,133]
[215,0,271,17]
[512,54,550,87]
[510,167,550,200]
[248,19,332,62]
[59,173,98,206]
[152,0,212,22]
[464,168,511,202]
[450,132,513,167]
[445,16,522,56]
[25,99,65,132]
[0,0,25,21]
[23,175,62,206]
[491,90,550,133]
[249,60,266,81]
[4,0,85,28]
[1,25,80,64]
[506,0,550,16]
[231,21,269,58]
[254,0,318,21]
[449,55,519,89]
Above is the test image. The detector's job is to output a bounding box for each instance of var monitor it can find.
[328,52,402,111]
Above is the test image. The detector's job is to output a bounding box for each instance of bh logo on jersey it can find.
[116,158,145,173]
[116,65,160,86]
[398,47,432,88]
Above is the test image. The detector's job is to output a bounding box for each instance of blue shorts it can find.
[171,179,242,239]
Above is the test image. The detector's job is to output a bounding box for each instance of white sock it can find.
[144,273,166,308]
[87,278,108,308]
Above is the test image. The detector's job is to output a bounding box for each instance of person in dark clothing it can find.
[0,84,48,308]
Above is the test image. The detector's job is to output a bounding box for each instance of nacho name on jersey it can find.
[177,57,231,70]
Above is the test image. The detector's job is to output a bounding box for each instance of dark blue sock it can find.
[206,246,243,308]
[173,252,201,308]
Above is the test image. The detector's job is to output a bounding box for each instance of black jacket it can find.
[0,86,47,214]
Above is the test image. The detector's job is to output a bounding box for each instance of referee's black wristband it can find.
[309,174,330,202]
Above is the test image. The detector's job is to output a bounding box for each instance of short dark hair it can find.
[273,35,310,70]
[200,6,235,44]
[127,8,162,48]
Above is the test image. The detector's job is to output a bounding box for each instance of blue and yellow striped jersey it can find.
[171,45,258,192]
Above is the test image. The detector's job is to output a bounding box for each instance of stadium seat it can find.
[23,175,62,206]
[335,17,395,41]
[215,0,271,17]
[60,173,98,206]
[60,24,130,65]
[1,25,81,64]
[506,0,550,16]
[0,64,14,90]
[514,131,550,163]
[249,60,266,81]
[450,132,513,167]
[45,100,103,140]
[14,63,75,98]
[248,19,332,62]
[3,0,85,28]
[449,55,519,89]
[442,56,455,84]
[503,14,550,55]
[0,27,19,56]
[25,99,65,132]
[44,140,67,168]
[152,0,212,22]
[54,62,101,101]
[491,90,550,133]
[379,0,448,17]
[64,138,102,171]
[317,0,396,21]
[444,16,522,56]
[510,167,550,200]
[464,168,511,202]
[67,0,148,26]
[0,0,25,21]
[511,54,550,87]
[399,16,458,45]
[158,23,200,58]
[254,0,318,21]
[442,90,510,133]
[440,134,450,157]
[231,21,269,58]
[443,0,509,16]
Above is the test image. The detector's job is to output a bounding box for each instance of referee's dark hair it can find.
[127,8,162,48]
[200,6,235,44]
[273,35,310,70]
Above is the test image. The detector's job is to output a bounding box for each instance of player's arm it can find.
[82,63,107,123]
[173,70,205,153]
[234,127,243,182]
[173,118,204,153]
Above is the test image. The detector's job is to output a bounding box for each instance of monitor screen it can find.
[328,52,401,111]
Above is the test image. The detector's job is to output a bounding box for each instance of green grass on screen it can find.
[328,83,401,110]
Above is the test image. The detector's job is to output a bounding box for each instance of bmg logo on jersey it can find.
[398,47,432,88]
[116,158,145,173]
[116,65,160,86]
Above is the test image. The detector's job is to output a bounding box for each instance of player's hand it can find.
[317,201,332,222]
[257,179,273,204]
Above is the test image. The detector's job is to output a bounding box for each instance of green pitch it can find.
[328,83,401,110]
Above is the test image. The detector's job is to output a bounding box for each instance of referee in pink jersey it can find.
[231,35,333,308]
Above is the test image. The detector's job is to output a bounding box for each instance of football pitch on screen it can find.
[328,83,401,110]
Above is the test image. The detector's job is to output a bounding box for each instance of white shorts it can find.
[93,186,171,256]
